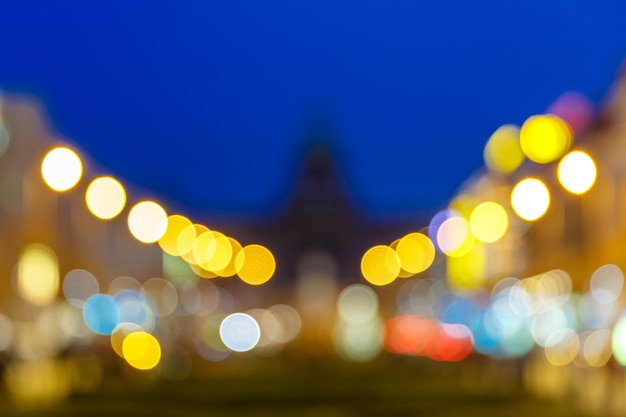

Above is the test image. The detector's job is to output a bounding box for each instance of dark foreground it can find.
[0,356,593,417]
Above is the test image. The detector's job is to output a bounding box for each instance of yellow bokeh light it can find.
[41,147,83,192]
[158,214,193,256]
[127,201,168,244]
[511,178,550,221]
[390,239,413,278]
[520,115,572,164]
[360,245,400,286]
[85,176,126,220]
[215,238,243,277]
[469,201,508,243]
[557,150,597,195]
[483,125,525,174]
[395,233,435,275]
[122,331,161,370]
[191,231,218,266]
[200,232,232,272]
[437,216,475,257]
[17,244,59,306]
[236,244,276,285]
[180,224,208,264]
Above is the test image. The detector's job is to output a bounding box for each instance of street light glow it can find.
[511,178,550,221]
[41,147,83,191]
[557,150,597,195]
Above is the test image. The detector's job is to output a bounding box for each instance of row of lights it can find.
[360,105,598,288]
[39,146,276,285]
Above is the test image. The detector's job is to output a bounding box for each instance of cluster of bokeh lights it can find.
[20,90,625,384]
[40,145,277,286]
[361,232,435,286]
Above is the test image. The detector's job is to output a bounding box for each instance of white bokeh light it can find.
[219,313,261,352]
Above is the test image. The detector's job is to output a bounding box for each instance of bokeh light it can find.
[483,125,524,174]
[437,216,474,257]
[181,224,208,265]
[111,322,143,358]
[557,150,597,195]
[511,178,550,221]
[395,233,435,275]
[219,313,261,352]
[158,214,193,256]
[122,331,161,370]
[266,304,301,344]
[215,237,244,277]
[544,328,579,366]
[590,264,624,304]
[520,114,572,164]
[127,201,168,243]
[17,244,59,306]
[83,294,122,335]
[62,269,100,308]
[582,329,612,367]
[41,147,83,191]
[360,245,400,286]
[235,244,275,285]
[85,176,126,219]
[469,201,508,243]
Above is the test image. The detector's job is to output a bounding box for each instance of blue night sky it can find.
[1,1,626,218]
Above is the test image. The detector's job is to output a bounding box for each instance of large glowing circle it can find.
[469,201,508,243]
[83,294,122,335]
[590,264,624,304]
[127,201,168,243]
[62,269,100,307]
[511,178,550,221]
[437,216,474,257]
[395,233,435,274]
[557,150,597,195]
[520,115,571,164]
[158,215,193,256]
[122,331,162,370]
[41,147,83,192]
[235,244,275,285]
[360,245,400,286]
[85,176,126,219]
[428,209,461,252]
[17,244,59,306]
[219,313,261,352]
[483,125,524,174]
